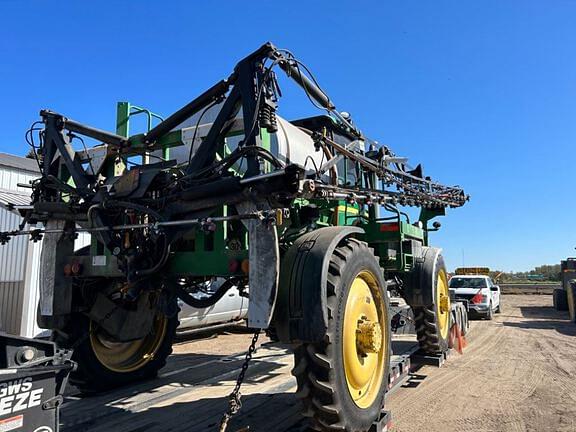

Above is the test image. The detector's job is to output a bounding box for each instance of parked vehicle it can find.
[449,275,501,319]
[178,279,248,331]
[554,258,576,322]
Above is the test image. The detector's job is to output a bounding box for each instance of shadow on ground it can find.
[63,390,311,432]
[501,305,576,337]
[401,372,428,389]
[61,350,286,432]
[519,306,566,320]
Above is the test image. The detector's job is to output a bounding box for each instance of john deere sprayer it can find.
[1,42,467,431]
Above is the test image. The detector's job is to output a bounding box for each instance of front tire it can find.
[413,253,451,354]
[485,303,494,320]
[460,307,469,336]
[292,238,391,432]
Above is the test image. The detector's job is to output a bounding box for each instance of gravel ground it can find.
[62,294,576,431]
[388,294,576,432]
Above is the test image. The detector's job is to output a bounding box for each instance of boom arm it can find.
[1,43,469,326]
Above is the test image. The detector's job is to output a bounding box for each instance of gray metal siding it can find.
[0,207,27,281]
[0,164,39,335]
[0,207,28,334]
[0,166,37,194]
[0,281,24,334]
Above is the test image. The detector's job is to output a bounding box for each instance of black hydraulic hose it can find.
[278,60,334,110]
[174,145,283,189]
[87,200,171,277]
[103,200,165,222]
[136,235,171,277]
[172,278,241,309]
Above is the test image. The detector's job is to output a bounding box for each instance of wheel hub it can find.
[90,313,167,373]
[343,271,387,409]
[356,318,382,355]
[436,269,451,339]
[439,295,450,314]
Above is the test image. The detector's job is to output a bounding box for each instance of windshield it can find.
[449,277,487,289]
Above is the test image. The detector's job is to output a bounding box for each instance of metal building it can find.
[0,152,91,337]
[0,152,42,336]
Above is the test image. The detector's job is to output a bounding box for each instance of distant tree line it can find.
[489,264,561,282]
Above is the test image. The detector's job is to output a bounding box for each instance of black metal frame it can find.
[36,42,357,200]
[3,41,467,248]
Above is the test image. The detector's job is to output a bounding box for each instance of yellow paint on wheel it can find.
[343,270,387,409]
[90,314,167,373]
[436,269,451,339]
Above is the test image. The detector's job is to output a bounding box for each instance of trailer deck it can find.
[60,335,428,432]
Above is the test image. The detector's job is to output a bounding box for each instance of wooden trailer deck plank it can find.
[61,336,418,432]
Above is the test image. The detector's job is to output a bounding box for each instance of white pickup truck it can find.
[178,279,248,331]
[449,275,501,319]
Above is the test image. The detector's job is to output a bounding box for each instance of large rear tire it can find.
[567,282,576,323]
[56,247,180,393]
[413,253,451,354]
[553,288,569,311]
[292,238,391,432]
[60,306,179,393]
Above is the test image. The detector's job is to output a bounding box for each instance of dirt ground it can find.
[388,294,576,432]
[61,294,576,432]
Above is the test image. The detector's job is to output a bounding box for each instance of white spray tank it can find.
[269,116,343,185]
[181,114,339,181]
[270,117,323,171]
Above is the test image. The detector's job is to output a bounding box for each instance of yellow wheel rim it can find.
[343,270,387,409]
[436,269,451,339]
[90,313,168,373]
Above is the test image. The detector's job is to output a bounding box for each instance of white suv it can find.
[449,275,501,319]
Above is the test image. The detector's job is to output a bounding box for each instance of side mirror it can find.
[427,221,442,232]
[490,286,499,291]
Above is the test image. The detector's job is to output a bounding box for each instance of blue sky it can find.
[1,1,575,272]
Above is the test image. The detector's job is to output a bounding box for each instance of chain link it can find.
[218,330,260,432]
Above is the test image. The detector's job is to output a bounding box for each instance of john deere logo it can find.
[33,427,53,432]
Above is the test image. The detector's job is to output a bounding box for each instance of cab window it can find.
[449,277,487,289]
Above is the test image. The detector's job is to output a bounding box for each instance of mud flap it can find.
[237,202,279,329]
[38,220,75,329]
